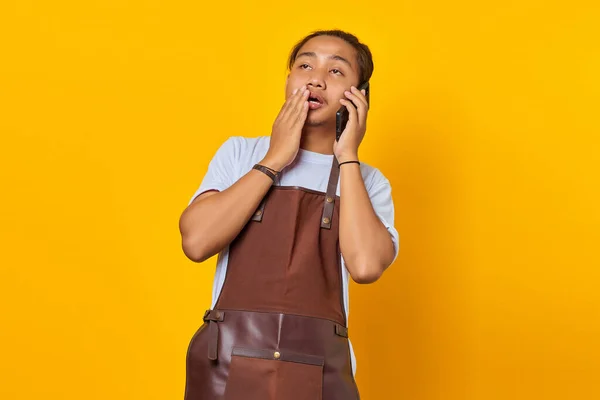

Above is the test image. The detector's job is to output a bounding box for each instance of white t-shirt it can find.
[188,135,400,376]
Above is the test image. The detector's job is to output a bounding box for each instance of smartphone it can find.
[336,81,370,141]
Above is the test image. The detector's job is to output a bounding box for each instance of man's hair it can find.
[287,30,374,85]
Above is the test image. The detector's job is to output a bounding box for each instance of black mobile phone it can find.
[336,81,370,141]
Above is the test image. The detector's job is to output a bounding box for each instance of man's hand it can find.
[261,85,310,171]
[334,86,369,163]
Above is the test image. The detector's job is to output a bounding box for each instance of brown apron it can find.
[184,158,360,400]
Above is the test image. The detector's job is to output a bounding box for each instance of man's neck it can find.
[299,126,336,155]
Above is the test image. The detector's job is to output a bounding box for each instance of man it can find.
[179,30,399,399]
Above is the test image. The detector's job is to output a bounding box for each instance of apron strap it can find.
[251,171,279,222]
[251,197,268,222]
[320,157,340,229]
[203,309,224,360]
[334,323,348,338]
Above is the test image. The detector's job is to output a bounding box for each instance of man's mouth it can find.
[308,92,325,110]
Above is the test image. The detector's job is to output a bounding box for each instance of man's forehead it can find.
[296,37,357,68]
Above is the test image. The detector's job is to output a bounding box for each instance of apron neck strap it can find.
[320,157,340,229]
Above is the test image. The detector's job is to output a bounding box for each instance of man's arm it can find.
[179,169,273,263]
[338,164,396,284]
[179,86,311,263]
[334,86,397,283]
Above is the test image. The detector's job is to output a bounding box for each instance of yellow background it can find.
[1,0,599,399]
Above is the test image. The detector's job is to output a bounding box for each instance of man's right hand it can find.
[261,85,310,171]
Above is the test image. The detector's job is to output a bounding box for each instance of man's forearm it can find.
[179,168,274,263]
[339,164,395,283]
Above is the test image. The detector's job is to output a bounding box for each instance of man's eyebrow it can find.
[295,52,353,69]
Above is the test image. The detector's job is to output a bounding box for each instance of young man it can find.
[179,30,399,399]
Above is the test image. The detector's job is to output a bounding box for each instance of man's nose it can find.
[306,72,326,89]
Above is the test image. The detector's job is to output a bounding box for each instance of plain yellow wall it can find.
[1,1,599,399]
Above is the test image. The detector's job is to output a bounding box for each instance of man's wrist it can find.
[259,156,285,173]
[336,153,359,164]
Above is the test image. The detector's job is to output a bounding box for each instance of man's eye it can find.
[300,64,311,69]
[331,69,343,75]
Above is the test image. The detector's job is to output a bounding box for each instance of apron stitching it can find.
[277,313,283,349]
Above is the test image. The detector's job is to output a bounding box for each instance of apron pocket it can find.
[224,347,324,400]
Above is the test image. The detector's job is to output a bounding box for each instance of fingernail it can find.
[361,89,366,95]
[293,88,298,95]
[345,91,351,95]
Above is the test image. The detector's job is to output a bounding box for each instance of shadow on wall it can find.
[351,89,475,399]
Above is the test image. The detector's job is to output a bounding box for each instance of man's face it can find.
[286,36,361,128]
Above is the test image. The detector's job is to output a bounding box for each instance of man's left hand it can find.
[333,86,369,163]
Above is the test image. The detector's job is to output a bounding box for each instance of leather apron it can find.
[184,158,360,399]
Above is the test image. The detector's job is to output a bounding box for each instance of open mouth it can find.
[308,92,324,110]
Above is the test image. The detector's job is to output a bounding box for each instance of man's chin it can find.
[305,120,326,127]
[305,115,332,127]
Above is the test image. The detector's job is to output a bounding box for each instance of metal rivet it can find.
[322,217,330,224]
[326,197,333,203]
[255,210,263,216]
[274,351,281,359]
[214,311,221,319]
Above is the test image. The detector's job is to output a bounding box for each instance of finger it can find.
[361,88,369,108]
[285,88,309,123]
[275,97,291,124]
[292,100,309,130]
[281,85,304,115]
[346,87,368,110]
[276,86,303,124]
[351,86,369,109]
[344,89,368,123]
[281,86,302,113]
[339,98,359,130]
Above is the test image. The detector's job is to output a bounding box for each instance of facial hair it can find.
[305,112,331,127]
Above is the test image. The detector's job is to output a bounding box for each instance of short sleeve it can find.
[368,177,400,264]
[188,137,240,205]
